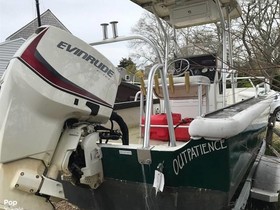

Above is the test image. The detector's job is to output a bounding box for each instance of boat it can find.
[113,81,160,130]
[0,1,276,210]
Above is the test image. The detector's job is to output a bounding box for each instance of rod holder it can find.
[100,23,109,40]
[110,21,118,38]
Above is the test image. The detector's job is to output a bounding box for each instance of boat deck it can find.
[128,126,142,144]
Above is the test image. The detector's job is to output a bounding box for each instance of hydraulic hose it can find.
[110,111,129,145]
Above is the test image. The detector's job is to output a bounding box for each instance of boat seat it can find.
[153,75,210,100]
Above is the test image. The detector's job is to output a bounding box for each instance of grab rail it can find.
[226,76,269,98]
[143,64,176,148]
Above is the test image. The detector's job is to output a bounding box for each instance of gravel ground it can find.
[54,200,80,210]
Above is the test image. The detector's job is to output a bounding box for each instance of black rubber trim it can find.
[86,101,100,116]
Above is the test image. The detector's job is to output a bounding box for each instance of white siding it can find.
[0,38,25,77]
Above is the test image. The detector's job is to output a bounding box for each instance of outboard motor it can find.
[0,26,121,210]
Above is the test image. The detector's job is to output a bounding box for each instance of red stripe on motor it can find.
[20,28,111,108]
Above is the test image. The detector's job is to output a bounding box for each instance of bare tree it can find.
[130,12,222,66]
[236,0,280,84]
[130,1,280,88]
[179,23,221,56]
[129,12,177,67]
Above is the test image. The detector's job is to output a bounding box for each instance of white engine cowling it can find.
[0,26,121,163]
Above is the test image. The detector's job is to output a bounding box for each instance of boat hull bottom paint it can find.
[63,179,230,210]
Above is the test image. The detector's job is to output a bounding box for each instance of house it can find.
[0,9,70,77]
[0,38,25,77]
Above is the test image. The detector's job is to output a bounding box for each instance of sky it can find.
[0,0,145,65]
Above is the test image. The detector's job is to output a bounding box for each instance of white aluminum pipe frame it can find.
[198,84,210,116]
[227,7,236,104]
[215,1,228,108]
[152,7,176,147]
[89,35,163,63]
[198,84,203,115]
[90,35,176,147]
[143,64,176,148]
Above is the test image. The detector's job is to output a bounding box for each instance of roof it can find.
[0,9,71,77]
[6,9,71,41]
[0,38,26,77]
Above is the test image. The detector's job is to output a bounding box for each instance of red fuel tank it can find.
[142,113,192,141]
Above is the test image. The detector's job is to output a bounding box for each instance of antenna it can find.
[35,0,41,27]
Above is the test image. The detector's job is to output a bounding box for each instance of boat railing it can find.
[141,64,211,148]
[152,75,211,116]
[90,21,210,148]
[226,76,269,98]
[89,21,177,148]
[255,78,270,95]
[142,63,177,148]
[134,91,141,102]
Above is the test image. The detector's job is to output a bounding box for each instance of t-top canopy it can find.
[130,0,241,28]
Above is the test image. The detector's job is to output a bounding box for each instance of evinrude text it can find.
[57,41,114,78]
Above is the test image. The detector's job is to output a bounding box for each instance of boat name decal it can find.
[173,140,227,175]
[57,41,114,78]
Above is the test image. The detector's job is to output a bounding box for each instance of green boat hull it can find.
[88,126,265,210]
[61,122,266,210]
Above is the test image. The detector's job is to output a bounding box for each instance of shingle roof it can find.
[6,9,71,41]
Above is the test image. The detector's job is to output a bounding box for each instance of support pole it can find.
[215,0,227,107]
